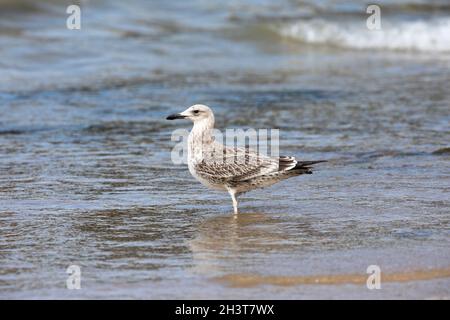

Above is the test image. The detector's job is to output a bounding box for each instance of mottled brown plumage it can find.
[167,104,326,214]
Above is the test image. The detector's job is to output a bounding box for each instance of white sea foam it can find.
[279,17,450,52]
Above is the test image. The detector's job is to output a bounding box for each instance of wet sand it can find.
[215,268,450,288]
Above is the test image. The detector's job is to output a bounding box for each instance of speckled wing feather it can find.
[194,143,279,182]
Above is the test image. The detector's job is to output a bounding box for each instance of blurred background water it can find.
[0,0,449,299]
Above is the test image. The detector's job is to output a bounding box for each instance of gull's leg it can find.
[232,194,239,215]
[227,188,239,214]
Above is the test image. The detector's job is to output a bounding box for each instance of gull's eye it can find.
[193,110,199,114]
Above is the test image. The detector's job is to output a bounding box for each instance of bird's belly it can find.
[188,162,227,191]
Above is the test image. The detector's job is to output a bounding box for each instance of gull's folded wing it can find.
[194,144,279,182]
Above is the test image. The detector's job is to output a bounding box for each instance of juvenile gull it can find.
[167,104,326,214]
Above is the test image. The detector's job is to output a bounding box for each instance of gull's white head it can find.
[166,104,214,124]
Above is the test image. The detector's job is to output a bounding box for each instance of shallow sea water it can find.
[0,0,449,299]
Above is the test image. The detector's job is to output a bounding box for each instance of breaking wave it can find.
[278,17,450,52]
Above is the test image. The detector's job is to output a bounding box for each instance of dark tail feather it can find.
[292,160,327,174]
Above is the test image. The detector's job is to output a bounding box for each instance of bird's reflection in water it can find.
[189,212,450,290]
[188,212,306,276]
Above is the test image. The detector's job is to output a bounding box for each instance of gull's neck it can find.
[188,117,215,162]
